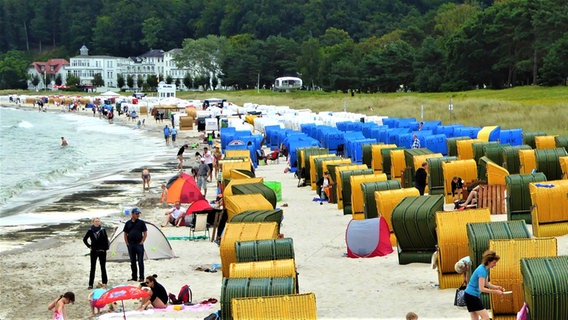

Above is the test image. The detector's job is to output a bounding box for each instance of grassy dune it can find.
[4,86,567,134]
[181,86,568,135]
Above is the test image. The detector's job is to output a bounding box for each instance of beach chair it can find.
[266,149,280,164]
[189,212,210,240]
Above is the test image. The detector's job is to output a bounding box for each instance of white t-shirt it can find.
[203,151,214,165]
[170,207,186,219]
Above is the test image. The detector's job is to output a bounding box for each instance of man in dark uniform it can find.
[123,207,148,282]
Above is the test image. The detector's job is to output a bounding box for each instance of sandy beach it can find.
[1,98,567,320]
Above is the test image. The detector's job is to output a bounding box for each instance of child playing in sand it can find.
[88,283,108,316]
[48,292,75,320]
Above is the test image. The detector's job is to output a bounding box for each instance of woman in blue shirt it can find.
[464,250,505,320]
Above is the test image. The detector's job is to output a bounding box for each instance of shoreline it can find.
[0,100,205,253]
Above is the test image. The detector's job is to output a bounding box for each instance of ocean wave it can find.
[17,120,33,128]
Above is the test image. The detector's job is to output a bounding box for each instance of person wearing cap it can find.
[123,208,148,282]
[197,158,210,197]
[455,256,472,283]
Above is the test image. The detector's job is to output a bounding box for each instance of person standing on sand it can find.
[197,158,210,197]
[163,125,171,145]
[61,137,68,146]
[124,207,147,282]
[203,147,214,182]
[171,126,177,144]
[159,184,168,205]
[141,167,151,192]
[415,162,428,195]
[464,250,505,320]
[83,217,109,290]
[48,292,75,320]
[177,144,188,170]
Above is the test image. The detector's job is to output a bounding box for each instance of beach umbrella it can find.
[97,285,150,319]
[166,173,205,204]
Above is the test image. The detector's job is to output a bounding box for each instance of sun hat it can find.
[131,207,142,214]
[455,260,468,274]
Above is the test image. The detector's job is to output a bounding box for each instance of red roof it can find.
[31,59,70,75]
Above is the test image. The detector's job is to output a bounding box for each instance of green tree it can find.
[539,34,568,86]
[92,73,104,86]
[66,73,80,87]
[175,78,181,88]
[140,17,164,49]
[177,35,228,85]
[183,73,192,89]
[137,75,144,89]
[412,36,446,92]
[297,38,322,90]
[362,40,415,92]
[166,75,173,84]
[127,75,134,89]
[32,74,40,87]
[0,50,30,89]
[146,74,158,90]
[55,73,62,86]
[117,74,125,89]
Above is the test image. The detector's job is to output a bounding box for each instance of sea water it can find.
[0,106,169,226]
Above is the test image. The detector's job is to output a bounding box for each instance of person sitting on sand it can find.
[48,292,75,320]
[141,168,151,192]
[139,275,168,310]
[162,201,186,227]
[61,137,68,146]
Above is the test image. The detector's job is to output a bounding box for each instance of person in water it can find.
[61,137,68,146]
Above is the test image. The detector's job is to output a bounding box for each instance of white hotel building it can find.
[30,45,202,91]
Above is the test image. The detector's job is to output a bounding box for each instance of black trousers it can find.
[89,250,108,287]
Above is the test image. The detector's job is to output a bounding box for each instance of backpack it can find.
[169,284,192,305]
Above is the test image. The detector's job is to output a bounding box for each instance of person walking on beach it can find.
[61,137,68,146]
[464,250,505,320]
[48,291,75,320]
[171,126,177,144]
[163,125,171,145]
[141,167,151,192]
[124,207,148,282]
[213,146,222,178]
[203,147,214,182]
[415,162,428,195]
[197,158,210,197]
[177,144,188,170]
[83,217,110,290]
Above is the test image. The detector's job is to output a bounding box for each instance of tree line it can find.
[1,0,567,91]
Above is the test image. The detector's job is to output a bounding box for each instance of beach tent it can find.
[345,217,393,258]
[107,222,175,262]
[100,91,120,97]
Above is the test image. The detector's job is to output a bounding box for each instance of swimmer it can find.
[61,137,68,146]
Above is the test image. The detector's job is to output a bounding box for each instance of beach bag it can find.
[517,302,528,320]
[169,284,192,305]
[454,282,467,307]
